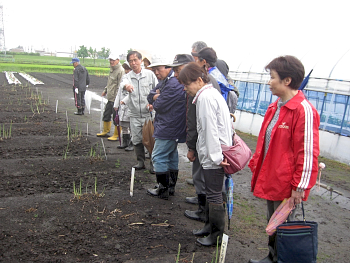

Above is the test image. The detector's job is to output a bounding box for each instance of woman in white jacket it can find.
[178,62,233,246]
[113,62,133,151]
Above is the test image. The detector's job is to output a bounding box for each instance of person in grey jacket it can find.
[71,58,90,115]
[96,54,124,141]
[120,51,158,171]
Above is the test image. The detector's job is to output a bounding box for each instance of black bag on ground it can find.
[276,202,318,263]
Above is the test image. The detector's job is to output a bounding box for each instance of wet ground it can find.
[0,72,349,262]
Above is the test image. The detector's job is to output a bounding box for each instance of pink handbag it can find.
[221,133,252,174]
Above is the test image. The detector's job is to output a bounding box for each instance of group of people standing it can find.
[71,42,320,262]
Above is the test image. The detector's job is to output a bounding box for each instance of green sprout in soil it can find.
[63,142,70,160]
[73,177,105,200]
[0,122,12,139]
[115,159,120,168]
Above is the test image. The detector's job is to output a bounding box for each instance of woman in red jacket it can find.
[248,56,320,263]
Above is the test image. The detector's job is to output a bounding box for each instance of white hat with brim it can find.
[108,54,120,60]
[148,55,171,68]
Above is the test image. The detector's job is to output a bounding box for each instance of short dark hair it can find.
[192,41,207,52]
[265,55,305,90]
[178,62,210,86]
[122,63,131,71]
[197,47,217,67]
[127,51,142,62]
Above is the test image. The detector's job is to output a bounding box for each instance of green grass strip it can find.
[0,63,110,76]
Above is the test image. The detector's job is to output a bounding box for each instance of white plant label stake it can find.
[130,167,135,197]
[219,234,229,263]
[56,100,58,113]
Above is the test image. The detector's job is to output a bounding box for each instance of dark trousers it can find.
[102,101,116,124]
[203,168,225,204]
[74,89,85,109]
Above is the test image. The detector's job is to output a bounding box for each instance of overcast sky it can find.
[1,0,350,80]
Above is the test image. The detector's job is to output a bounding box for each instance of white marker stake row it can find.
[19,73,44,85]
[4,72,21,85]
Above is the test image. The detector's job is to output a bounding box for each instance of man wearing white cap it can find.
[97,54,124,141]
[146,55,187,199]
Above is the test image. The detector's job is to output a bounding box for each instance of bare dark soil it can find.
[0,72,349,263]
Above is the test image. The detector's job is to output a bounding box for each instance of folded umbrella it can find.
[266,198,295,236]
[298,69,313,90]
[225,174,234,230]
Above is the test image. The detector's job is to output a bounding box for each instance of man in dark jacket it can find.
[146,57,186,200]
[71,58,90,115]
[191,41,239,97]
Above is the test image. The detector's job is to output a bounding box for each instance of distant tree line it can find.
[77,45,111,63]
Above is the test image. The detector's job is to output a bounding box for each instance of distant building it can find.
[56,51,75,58]
[9,46,24,53]
[119,53,127,60]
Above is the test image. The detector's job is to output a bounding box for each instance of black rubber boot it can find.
[197,203,225,246]
[149,161,155,174]
[185,196,198,205]
[118,134,129,149]
[81,108,85,115]
[185,194,206,222]
[192,201,210,236]
[147,172,169,200]
[248,255,273,263]
[74,108,83,115]
[169,170,178,196]
[132,143,145,170]
[125,137,134,151]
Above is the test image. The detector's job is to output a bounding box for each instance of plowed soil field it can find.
[0,72,349,263]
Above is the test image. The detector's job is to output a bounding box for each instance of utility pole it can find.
[0,5,6,54]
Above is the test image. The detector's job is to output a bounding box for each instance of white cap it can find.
[147,55,171,68]
[108,54,120,60]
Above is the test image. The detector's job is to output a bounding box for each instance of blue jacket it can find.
[147,70,186,142]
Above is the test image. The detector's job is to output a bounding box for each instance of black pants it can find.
[203,168,225,204]
[102,101,117,124]
[73,89,85,109]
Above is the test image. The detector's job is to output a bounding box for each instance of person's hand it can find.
[74,88,78,94]
[153,94,160,100]
[147,104,154,111]
[219,158,230,167]
[187,150,196,162]
[101,91,106,96]
[289,189,305,208]
[120,101,125,105]
[125,84,134,93]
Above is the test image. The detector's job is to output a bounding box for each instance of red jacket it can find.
[249,91,320,201]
